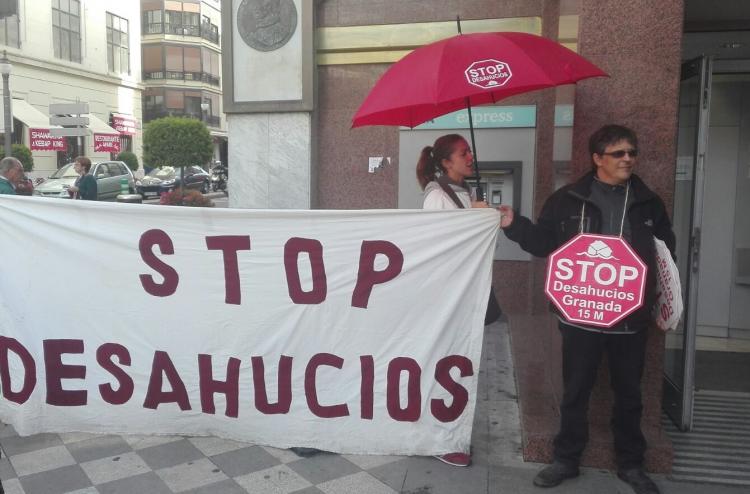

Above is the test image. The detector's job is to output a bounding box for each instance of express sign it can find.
[545,234,647,328]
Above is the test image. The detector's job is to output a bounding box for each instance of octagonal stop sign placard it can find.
[545,234,648,328]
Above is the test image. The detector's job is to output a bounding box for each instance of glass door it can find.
[663,56,712,430]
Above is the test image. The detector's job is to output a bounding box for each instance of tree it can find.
[2,143,34,172]
[142,117,212,171]
[116,150,139,172]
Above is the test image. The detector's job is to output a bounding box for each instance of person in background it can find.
[499,125,675,494]
[68,156,97,200]
[0,157,24,195]
[417,133,488,467]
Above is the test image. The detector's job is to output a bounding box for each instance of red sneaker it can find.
[434,452,471,467]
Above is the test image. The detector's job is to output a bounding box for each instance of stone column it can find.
[570,0,685,472]
[221,0,314,209]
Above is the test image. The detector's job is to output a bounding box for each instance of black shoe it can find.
[533,461,580,487]
[289,447,322,457]
[617,467,661,494]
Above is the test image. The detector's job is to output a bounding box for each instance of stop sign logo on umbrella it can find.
[465,59,512,89]
[545,234,648,328]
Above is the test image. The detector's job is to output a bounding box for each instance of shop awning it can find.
[12,99,60,130]
[11,99,68,152]
[88,113,120,135]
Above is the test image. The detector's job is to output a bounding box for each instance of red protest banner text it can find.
[29,128,67,151]
[0,336,472,423]
[138,230,404,309]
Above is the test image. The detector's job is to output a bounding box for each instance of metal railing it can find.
[142,21,219,45]
[143,71,220,87]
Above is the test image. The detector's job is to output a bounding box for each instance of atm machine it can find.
[476,161,522,211]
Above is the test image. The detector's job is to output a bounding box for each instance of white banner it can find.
[0,196,499,456]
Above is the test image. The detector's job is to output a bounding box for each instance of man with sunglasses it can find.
[498,125,675,494]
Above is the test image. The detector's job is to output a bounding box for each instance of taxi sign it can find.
[545,233,647,328]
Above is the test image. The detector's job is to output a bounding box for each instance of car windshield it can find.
[50,163,79,179]
[148,167,177,179]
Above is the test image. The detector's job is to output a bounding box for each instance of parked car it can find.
[32,161,135,201]
[15,174,35,196]
[136,166,210,198]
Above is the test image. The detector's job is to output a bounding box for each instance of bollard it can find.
[120,177,130,195]
[116,194,143,204]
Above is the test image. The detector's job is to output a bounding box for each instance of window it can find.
[142,87,218,125]
[183,46,200,80]
[142,45,163,79]
[52,0,81,63]
[106,12,130,74]
[0,12,20,48]
[143,9,163,34]
[141,0,163,34]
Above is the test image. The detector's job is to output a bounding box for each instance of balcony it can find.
[143,71,220,87]
[142,22,220,46]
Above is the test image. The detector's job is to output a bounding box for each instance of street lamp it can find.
[0,51,12,159]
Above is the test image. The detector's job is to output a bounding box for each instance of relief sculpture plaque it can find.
[237,0,298,52]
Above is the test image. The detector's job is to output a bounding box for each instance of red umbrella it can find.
[351,31,607,191]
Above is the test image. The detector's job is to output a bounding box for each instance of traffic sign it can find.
[49,116,89,126]
[545,233,647,328]
[49,102,89,115]
[49,127,89,137]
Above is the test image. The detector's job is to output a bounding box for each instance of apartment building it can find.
[0,0,142,176]
[140,0,226,166]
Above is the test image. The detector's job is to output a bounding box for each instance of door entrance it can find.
[663,56,711,430]
[664,56,750,430]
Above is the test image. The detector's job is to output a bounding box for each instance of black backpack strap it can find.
[436,175,466,209]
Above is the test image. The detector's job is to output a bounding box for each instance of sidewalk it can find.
[0,320,746,494]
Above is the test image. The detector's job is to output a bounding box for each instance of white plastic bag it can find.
[653,237,683,331]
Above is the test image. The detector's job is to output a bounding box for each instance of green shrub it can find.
[116,150,139,172]
[143,117,212,170]
[2,143,34,171]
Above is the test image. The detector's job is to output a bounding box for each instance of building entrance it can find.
[663,55,750,487]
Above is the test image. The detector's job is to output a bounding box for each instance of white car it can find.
[33,161,135,200]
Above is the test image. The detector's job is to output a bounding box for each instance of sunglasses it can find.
[601,149,638,158]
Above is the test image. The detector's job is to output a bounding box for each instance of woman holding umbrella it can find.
[417,133,488,468]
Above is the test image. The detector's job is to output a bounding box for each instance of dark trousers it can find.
[552,323,648,469]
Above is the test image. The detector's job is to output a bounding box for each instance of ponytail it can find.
[416,146,437,189]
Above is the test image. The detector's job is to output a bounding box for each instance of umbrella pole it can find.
[465,99,483,201]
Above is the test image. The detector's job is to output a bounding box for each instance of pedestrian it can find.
[417,133,491,468]
[67,156,97,200]
[498,125,675,494]
[0,157,24,195]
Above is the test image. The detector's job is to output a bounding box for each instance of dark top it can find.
[503,171,676,332]
[75,174,97,201]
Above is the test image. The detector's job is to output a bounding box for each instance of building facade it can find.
[140,0,226,168]
[0,0,143,177]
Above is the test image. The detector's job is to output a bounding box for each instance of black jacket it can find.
[503,172,676,331]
